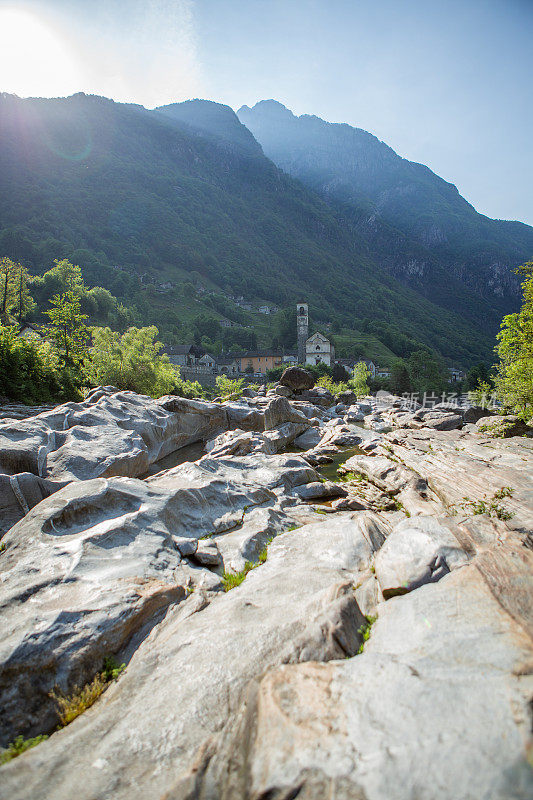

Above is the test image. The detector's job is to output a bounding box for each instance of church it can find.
[296,303,335,367]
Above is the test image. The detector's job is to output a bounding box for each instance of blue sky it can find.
[1,0,532,225]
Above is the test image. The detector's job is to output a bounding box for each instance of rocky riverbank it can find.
[0,383,531,799]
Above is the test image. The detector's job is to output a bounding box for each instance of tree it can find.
[494,261,533,419]
[349,361,371,397]
[407,349,447,394]
[45,290,88,368]
[0,323,79,402]
[192,314,221,341]
[466,362,492,391]
[390,359,411,394]
[87,326,180,397]
[0,257,35,319]
[31,259,84,309]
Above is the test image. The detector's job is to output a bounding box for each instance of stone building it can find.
[305,331,335,367]
[296,303,309,364]
[296,303,334,366]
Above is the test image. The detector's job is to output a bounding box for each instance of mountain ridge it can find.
[237,99,533,330]
[0,91,513,366]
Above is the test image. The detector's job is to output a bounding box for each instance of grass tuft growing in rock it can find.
[50,657,125,727]
[458,488,515,521]
[222,538,273,591]
[0,735,48,765]
[357,615,377,654]
[337,471,362,483]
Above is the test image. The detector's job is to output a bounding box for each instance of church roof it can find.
[306,331,330,343]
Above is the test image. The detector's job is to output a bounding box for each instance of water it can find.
[317,445,364,482]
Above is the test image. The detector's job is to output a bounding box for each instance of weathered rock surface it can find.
[278,366,315,391]
[476,414,533,438]
[202,565,533,800]
[0,513,387,800]
[1,390,532,800]
[382,427,533,532]
[0,389,227,534]
[374,515,470,598]
[0,453,317,744]
[0,390,313,535]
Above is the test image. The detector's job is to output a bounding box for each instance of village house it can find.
[167,344,204,368]
[364,360,377,378]
[197,353,216,372]
[215,356,240,375]
[282,352,298,365]
[448,367,465,382]
[240,351,283,375]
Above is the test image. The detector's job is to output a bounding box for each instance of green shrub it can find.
[87,325,181,397]
[0,324,81,402]
[215,374,245,400]
[357,615,377,654]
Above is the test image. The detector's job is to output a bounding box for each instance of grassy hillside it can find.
[0,92,496,366]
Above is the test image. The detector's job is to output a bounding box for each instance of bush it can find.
[494,262,533,419]
[215,374,245,399]
[87,325,180,397]
[316,375,348,396]
[0,324,81,403]
[348,361,371,397]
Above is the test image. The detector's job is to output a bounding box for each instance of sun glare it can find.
[0,7,81,98]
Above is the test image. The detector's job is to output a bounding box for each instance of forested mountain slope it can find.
[0,92,497,364]
[238,100,533,332]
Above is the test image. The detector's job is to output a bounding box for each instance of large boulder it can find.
[0,514,387,799]
[201,566,533,800]
[263,396,309,430]
[476,414,532,438]
[0,453,318,745]
[0,389,229,534]
[279,366,315,392]
[374,516,470,598]
[299,387,335,407]
[416,410,463,430]
[336,390,358,406]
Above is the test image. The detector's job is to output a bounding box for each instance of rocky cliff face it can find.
[0,386,531,798]
[238,100,533,328]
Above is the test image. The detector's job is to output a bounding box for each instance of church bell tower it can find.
[296,303,309,365]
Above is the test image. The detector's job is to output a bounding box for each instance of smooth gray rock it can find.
[224,400,265,431]
[292,427,323,450]
[476,415,532,438]
[273,384,293,397]
[462,405,493,423]
[0,513,386,800]
[291,480,348,501]
[298,388,335,407]
[0,453,317,745]
[262,421,309,451]
[201,566,533,800]
[374,516,470,598]
[263,396,308,430]
[0,389,229,533]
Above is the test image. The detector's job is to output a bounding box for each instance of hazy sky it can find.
[1,0,532,225]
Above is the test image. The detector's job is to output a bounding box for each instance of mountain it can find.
[238,100,533,333]
[0,91,501,365]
